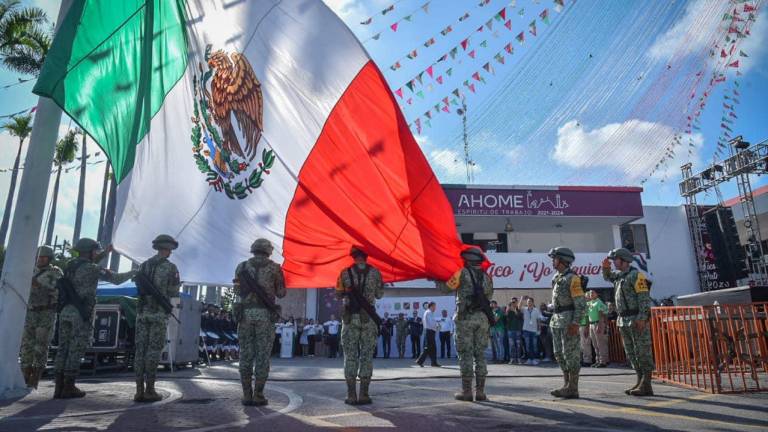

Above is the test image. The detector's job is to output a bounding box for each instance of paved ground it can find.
[1,357,766,431]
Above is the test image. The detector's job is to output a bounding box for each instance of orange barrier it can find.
[607,320,627,365]
[651,303,768,393]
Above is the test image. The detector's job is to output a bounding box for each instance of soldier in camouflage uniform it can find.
[437,247,493,402]
[603,248,654,396]
[548,247,586,399]
[54,238,134,399]
[233,238,286,406]
[395,313,407,358]
[336,247,384,405]
[20,246,63,389]
[133,235,181,403]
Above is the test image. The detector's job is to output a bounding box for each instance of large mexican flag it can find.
[34,0,467,287]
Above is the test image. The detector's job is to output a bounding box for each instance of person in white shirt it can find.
[522,298,542,365]
[324,314,341,358]
[304,319,318,357]
[416,302,441,367]
[438,309,454,359]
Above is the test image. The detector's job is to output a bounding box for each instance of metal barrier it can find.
[607,320,627,365]
[651,303,768,393]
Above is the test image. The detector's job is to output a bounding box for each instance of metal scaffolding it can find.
[679,137,768,289]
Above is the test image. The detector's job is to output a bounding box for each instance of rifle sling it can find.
[238,267,278,314]
[345,268,381,326]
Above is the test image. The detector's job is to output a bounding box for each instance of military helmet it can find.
[152,234,179,251]
[73,238,102,254]
[548,247,575,264]
[460,247,484,262]
[37,245,55,259]
[250,238,273,255]
[608,248,634,263]
[350,246,367,259]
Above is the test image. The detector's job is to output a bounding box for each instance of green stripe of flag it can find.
[33,0,188,182]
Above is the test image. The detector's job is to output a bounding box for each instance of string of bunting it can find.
[387,0,505,71]
[644,0,758,181]
[361,1,432,43]
[0,156,105,174]
[402,1,567,134]
[0,77,34,90]
[0,106,36,119]
[358,0,412,28]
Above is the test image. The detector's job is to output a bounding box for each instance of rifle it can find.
[134,271,181,324]
[237,268,281,321]
[344,268,382,327]
[56,260,92,322]
[468,268,495,326]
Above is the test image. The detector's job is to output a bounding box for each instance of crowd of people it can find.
[200,306,239,362]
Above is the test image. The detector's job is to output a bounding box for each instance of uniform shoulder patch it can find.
[446,269,463,291]
[634,273,649,293]
[569,275,584,298]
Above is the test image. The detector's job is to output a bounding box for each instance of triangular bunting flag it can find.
[554,0,565,13]
[529,20,537,36]
[446,68,453,76]
[486,19,494,30]
[472,72,481,81]
[516,32,525,44]
[372,33,382,40]
[404,15,413,22]
[416,90,424,99]
[505,20,512,30]
[461,39,470,50]
[739,50,748,57]
[519,8,525,16]
[442,97,449,106]
[480,40,488,48]
[469,50,476,59]
[721,49,728,58]
[441,25,453,36]
[407,98,413,105]
[459,12,471,22]
[540,9,550,24]
[406,81,414,92]
[395,88,403,99]
[442,105,450,113]
[452,89,460,98]
[425,111,432,119]
[436,75,443,84]
[495,53,505,64]
[391,22,399,32]
[416,72,424,84]
[382,5,395,15]
[469,83,476,93]
[728,60,739,68]
[360,17,372,25]
[450,47,459,59]
[426,66,434,78]
[438,54,448,62]
[499,8,507,20]
[505,43,513,54]
[483,62,493,74]
[424,38,436,48]
[425,119,431,128]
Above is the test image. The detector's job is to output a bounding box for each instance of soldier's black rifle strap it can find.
[345,267,382,327]
[237,264,279,315]
[467,267,495,326]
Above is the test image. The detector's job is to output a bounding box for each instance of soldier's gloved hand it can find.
[601,258,611,269]
[567,323,579,336]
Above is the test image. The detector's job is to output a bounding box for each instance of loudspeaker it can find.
[703,207,748,288]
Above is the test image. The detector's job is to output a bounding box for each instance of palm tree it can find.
[45,130,78,245]
[0,0,49,75]
[0,114,32,245]
[72,130,87,243]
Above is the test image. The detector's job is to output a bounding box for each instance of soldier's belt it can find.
[618,309,639,317]
[28,305,55,312]
[554,305,575,314]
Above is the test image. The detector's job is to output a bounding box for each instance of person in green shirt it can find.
[490,301,505,363]
[579,292,594,367]
[587,290,609,367]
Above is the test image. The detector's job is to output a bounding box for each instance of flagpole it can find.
[0,0,74,399]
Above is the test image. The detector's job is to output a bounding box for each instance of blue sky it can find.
[1,0,767,248]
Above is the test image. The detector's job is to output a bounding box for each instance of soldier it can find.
[233,238,286,406]
[133,235,181,402]
[395,313,407,358]
[20,246,63,389]
[336,247,384,405]
[547,247,586,399]
[603,248,654,396]
[436,247,493,402]
[53,238,134,399]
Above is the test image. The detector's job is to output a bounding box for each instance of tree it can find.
[72,130,87,243]
[45,130,78,245]
[0,113,32,245]
[0,0,49,75]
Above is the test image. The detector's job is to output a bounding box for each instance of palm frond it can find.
[54,130,79,166]
[1,113,32,139]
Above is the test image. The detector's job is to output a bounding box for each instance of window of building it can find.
[460,233,508,253]
[620,224,650,258]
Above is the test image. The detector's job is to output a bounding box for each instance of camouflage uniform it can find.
[395,316,408,358]
[549,247,586,399]
[438,250,493,402]
[234,241,286,406]
[134,247,180,402]
[20,251,62,388]
[54,240,134,398]
[337,262,384,405]
[604,248,654,396]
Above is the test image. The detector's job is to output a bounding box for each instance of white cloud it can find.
[428,148,482,182]
[553,119,703,182]
[735,10,768,74]
[647,0,728,61]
